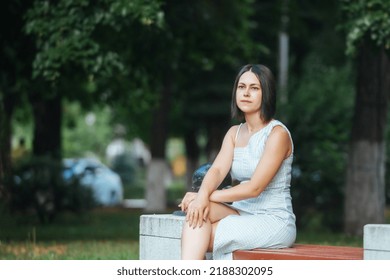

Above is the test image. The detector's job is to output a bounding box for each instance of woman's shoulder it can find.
[224,124,243,145]
[269,124,290,140]
[267,120,294,153]
[227,123,243,134]
[268,119,291,134]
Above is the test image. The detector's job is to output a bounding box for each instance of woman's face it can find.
[236,70,262,116]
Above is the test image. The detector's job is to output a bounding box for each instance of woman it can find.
[179,64,296,260]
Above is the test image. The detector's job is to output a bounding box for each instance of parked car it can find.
[63,158,124,206]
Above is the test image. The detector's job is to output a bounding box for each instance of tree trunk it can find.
[145,80,171,212]
[344,42,389,236]
[184,130,200,191]
[278,0,289,107]
[0,93,14,200]
[206,121,226,162]
[145,159,171,212]
[30,92,62,160]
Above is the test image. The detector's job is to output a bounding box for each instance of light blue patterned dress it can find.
[212,119,296,260]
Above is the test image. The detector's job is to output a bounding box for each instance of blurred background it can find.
[1,0,389,259]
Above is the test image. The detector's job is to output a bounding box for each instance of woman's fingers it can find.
[186,208,197,228]
[198,206,209,228]
[203,206,210,222]
[191,210,197,228]
[179,202,185,212]
[187,208,207,228]
[180,199,189,212]
[188,210,195,228]
[179,192,197,212]
[197,212,203,228]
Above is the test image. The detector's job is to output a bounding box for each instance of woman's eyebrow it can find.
[238,82,260,86]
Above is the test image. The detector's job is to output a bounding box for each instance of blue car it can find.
[63,158,124,206]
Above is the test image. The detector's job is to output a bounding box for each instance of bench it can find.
[139,214,389,260]
[233,244,363,260]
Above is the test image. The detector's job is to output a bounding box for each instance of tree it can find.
[167,0,262,192]
[265,0,353,231]
[24,0,163,160]
[341,0,390,236]
[287,56,354,231]
[0,0,163,207]
[107,0,263,211]
[0,0,35,199]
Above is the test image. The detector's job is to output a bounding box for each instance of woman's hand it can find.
[185,195,210,228]
[179,192,209,227]
[178,192,197,212]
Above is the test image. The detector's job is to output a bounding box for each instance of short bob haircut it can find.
[231,64,276,122]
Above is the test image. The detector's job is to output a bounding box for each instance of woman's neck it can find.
[244,114,268,134]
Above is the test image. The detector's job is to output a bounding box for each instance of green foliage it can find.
[62,102,112,159]
[22,0,165,143]
[25,0,163,81]
[161,0,262,137]
[6,157,95,224]
[101,0,264,143]
[286,54,354,231]
[341,0,390,55]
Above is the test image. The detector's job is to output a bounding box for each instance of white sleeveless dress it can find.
[212,119,296,260]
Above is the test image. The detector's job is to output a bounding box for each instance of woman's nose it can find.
[243,89,250,96]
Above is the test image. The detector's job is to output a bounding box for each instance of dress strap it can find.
[235,123,243,143]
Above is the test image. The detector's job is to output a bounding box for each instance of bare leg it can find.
[181,219,212,260]
[181,202,238,260]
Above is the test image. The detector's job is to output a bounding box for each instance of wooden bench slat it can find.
[233,244,363,260]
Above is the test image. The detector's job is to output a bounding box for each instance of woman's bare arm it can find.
[209,126,292,203]
[183,125,237,227]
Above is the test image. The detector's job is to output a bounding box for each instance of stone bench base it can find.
[364,224,390,260]
[139,214,390,260]
[139,214,185,260]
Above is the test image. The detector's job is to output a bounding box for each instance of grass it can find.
[0,208,142,260]
[296,230,362,247]
[0,240,138,260]
[0,178,187,260]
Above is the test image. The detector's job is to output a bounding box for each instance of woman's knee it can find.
[208,202,238,224]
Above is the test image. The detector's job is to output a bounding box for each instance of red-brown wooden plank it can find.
[233,244,363,260]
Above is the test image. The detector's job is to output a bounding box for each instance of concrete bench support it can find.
[139,214,185,260]
[364,224,390,260]
[139,214,390,260]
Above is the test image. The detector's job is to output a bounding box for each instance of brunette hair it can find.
[231,64,276,122]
